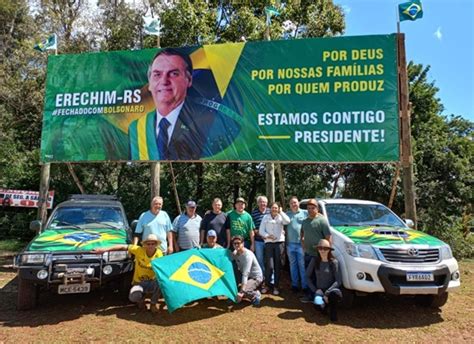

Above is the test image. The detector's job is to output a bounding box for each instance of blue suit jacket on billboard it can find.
[128,98,238,161]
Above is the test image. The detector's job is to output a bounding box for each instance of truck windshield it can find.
[49,206,124,229]
[325,203,406,227]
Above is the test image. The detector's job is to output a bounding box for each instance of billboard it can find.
[0,189,54,209]
[40,34,399,163]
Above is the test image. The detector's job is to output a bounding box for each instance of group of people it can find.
[96,195,343,321]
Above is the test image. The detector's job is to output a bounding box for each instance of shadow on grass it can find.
[0,274,444,329]
[276,292,444,329]
[0,276,240,327]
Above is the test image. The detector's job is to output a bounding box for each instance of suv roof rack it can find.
[67,194,118,201]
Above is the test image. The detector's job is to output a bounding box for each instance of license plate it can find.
[58,283,91,294]
[406,272,434,282]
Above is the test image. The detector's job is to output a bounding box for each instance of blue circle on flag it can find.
[188,262,212,284]
[64,232,101,242]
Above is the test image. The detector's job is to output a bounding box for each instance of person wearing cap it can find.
[172,200,202,251]
[201,230,223,249]
[305,239,342,322]
[259,202,290,295]
[134,196,174,255]
[225,197,255,251]
[200,198,227,247]
[93,234,163,313]
[300,198,331,303]
[250,195,270,276]
[231,235,263,306]
[285,196,308,293]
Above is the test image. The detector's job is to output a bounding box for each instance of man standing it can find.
[251,195,270,274]
[200,197,227,247]
[201,230,223,249]
[172,200,202,251]
[134,196,173,255]
[285,196,308,293]
[225,197,255,251]
[231,235,263,306]
[94,234,163,313]
[300,198,331,302]
[129,48,231,161]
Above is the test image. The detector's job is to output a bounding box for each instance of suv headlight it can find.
[20,254,46,264]
[104,251,128,262]
[345,243,377,260]
[440,245,453,260]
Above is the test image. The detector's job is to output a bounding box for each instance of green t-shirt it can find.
[302,215,331,256]
[226,210,255,241]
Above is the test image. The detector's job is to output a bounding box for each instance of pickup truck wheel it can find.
[415,293,449,308]
[118,272,133,300]
[17,277,38,310]
[341,287,355,309]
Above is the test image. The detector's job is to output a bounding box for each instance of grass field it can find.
[0,254,472,343]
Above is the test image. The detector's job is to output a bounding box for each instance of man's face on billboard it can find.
[148,54,192,115]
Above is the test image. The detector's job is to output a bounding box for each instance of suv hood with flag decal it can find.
[333,225,445,247]
[27,228,128,252]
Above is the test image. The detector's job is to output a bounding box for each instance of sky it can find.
[334,0,474,122]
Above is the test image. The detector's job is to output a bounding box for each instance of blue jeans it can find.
[287,242,307,290]
[255,240,265,274]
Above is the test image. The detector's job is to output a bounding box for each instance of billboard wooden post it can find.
[265,17,276,204]
[398,33,417,227]
[37,163,51,229]
[151,35,161,201]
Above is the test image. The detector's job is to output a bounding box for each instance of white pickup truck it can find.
[301,199,461,307]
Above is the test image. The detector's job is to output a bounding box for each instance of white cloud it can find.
[434,27,443,41]
[341,5,351,14]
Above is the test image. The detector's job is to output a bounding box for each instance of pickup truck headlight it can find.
[20,254,46,264]
[440,245,453,260]
[104,251,128,262]
[345,243,378,260]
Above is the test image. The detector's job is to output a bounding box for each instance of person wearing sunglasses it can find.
[305,239,342,322]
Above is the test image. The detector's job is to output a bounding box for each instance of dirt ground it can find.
[1,256,473,343]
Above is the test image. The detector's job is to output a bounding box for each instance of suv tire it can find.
[17,277,38,310]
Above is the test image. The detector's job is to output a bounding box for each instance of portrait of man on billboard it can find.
[128,48,240,161]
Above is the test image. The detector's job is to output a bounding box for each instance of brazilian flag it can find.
[151,248,237,312]
[399,0,423,21]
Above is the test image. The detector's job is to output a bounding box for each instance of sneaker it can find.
[261,287,269,294]
[299,295,313,303]
[252,292,261,307]
[272,288,280,296]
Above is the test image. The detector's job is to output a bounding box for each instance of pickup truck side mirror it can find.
[130,220,138,233]
[30,220,42,233]
[405,219,415,228]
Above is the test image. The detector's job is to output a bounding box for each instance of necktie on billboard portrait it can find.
[157,117,170,160]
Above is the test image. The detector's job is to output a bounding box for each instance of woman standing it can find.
[306,239,343,321]
[259,202,290,295]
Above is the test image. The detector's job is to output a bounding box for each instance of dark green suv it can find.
[15,195,133,310]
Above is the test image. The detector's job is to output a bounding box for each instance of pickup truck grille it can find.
[379,248,439,263]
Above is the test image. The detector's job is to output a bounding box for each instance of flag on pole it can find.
[143,15,161,36]
[151,248,237,312]
[265,5,280,26]
[34,34,57,52]
[398,0,423,21]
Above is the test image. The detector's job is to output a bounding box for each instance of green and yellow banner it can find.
[40,34,399,163]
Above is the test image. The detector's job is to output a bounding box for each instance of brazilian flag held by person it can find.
[151,248,237,312]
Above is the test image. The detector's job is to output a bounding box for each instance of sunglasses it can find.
[317,247,331,251]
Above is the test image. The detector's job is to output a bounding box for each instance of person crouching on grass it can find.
[94,234,163,313]
[305,239,342,321]
[231,235,263,306]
